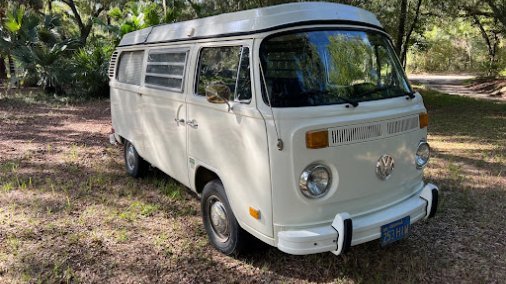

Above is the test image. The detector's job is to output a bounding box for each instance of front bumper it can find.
[277,183,439,255]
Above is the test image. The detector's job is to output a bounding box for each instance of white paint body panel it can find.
[119,2,381,47]
[110,2,437,255]
[185,40,273,238]
[110,83,144,153]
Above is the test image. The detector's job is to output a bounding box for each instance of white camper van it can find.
[109,2,439,256]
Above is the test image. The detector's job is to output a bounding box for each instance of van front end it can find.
[257,27,439,255]
[276,182,438,256]
[266,99,439,256]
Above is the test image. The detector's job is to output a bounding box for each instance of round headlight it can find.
[415,141,430,169]
[299,164,332,199]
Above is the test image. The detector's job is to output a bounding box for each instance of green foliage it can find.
[328,35,372,85]
[0,0,504,97]
[407,17,506,74]
[69,39,114,98]
[0,5,80,91]
[4,5,25,32]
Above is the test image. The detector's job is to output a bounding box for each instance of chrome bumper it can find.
[277,183,439,255]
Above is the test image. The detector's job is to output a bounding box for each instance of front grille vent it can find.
[387,116,419,134]
[330,124,382,146]
[108,51,119,79]
[327,115,420,147]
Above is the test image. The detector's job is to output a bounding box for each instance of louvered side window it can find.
[117,50,145,85]
[145,49,188,92]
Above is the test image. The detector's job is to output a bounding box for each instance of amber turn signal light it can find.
[419,113,429,129]
[249,207,261,220]
[306,130,329,149]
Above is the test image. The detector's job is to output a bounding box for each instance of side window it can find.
[196,46,251,102]
[117,50,144,85]
[236,47,251,102]
[145,50,188,91]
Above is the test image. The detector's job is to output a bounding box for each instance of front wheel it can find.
[124,140,148,178]
[201,179,248,255]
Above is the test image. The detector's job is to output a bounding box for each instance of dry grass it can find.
[0,88,504,283]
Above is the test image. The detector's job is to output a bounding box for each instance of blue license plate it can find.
[380,216,410,246]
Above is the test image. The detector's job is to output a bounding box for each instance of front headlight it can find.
[416,141,431,169]
[299,164,332,198]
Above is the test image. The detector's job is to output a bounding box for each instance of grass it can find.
[0,89,504,283]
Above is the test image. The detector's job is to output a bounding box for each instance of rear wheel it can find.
[201,179,248,255]
[124,140,148,178]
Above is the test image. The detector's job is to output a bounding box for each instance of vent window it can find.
[145,49,188,91]
[108,51,119,79]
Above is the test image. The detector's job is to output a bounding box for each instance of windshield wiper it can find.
[404,91,416,99]
[299,89,359,108]
[357,85,415,100]
[338,96,359,108]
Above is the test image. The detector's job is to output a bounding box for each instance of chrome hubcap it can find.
[126,144,136,171]
[208,197,229,242]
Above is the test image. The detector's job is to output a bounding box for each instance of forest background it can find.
[0,0,504,98]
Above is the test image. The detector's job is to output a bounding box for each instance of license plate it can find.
[380,216,410,246]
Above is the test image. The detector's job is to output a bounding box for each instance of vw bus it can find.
[109,2,439,256]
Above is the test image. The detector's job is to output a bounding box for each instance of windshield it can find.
[259,30,412,107]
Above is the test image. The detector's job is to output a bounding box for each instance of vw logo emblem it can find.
[376,154,395,180]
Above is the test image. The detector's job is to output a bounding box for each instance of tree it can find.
[359,0,425,68]
[485,0,506,32]
[0,0,7,82]
[439,0,504,75]
[471,15,502,75]
[58,0,105,44]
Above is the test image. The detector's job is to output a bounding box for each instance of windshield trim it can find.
[259,27,414,107]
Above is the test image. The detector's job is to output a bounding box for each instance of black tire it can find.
[201,179,248,255]
[123,140,148,178]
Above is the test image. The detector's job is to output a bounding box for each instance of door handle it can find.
[175,104,184,125]
[174,118,185,124]
[187,120,198,128]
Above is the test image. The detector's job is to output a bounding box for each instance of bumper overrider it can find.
[277,183,439,255]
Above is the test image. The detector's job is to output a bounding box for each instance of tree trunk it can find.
[400,0,423,68]
[61,0,104,45]
[395,0,408,57]
[0,56,7,83]
[473,15,497,76]
[8,54,16,87]
[48,0,52,12]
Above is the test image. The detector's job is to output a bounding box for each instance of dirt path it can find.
[409,74,505,101]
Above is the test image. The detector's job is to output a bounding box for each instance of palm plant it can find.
[0,5,38,86]
[107,0,189,38]
[70,38,113,98]
[0,5,79,92]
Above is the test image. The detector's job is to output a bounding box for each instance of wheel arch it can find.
[194,166,220,194]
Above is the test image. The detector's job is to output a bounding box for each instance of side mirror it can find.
[205,83,233,111]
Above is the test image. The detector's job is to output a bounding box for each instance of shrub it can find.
[70,39,114,98]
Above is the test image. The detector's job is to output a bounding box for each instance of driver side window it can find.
[196,46,251,102]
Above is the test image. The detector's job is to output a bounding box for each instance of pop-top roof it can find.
[118,2,382,47]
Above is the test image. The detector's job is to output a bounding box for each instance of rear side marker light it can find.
[306,130,329,149]
[419,113,429,129]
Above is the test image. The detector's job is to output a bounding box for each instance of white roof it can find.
[118,2,382,47]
